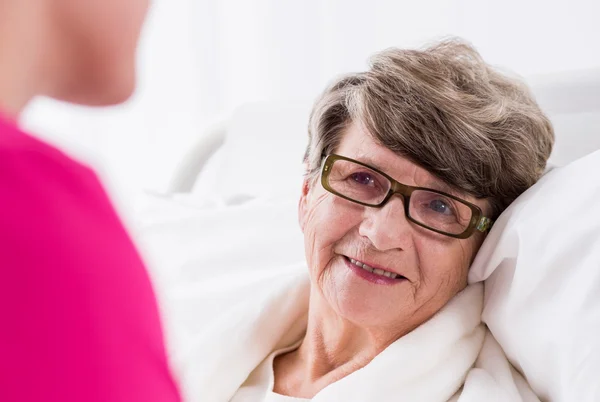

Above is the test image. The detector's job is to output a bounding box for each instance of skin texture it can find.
[0,0,149,116]
[274,121,489,398]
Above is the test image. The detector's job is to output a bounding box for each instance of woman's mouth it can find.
[343,256,406,284]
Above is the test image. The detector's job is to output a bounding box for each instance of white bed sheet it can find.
[133,193,305,388]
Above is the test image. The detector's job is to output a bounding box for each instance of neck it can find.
[274,288,406,398]
[0,2,50,118]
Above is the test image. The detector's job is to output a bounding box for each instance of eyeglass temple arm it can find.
[476,217,493,233]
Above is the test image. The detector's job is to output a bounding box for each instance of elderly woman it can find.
[180,39,554,402]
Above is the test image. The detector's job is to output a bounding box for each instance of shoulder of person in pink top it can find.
[0,116,181,402]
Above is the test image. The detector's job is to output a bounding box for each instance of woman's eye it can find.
[428,199,455,216]
[350,172,375,186]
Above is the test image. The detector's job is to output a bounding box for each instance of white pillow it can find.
[468,150,600,402]
[192,101,313,205]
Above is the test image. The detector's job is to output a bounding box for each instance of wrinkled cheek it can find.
[455,243,474,288]
[302,193,363,297]
[302,210,323,278]
[303,198,336,282]
[416,253,470,308]
[303,230,319,280]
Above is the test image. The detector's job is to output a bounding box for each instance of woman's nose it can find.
[358,195,413,252]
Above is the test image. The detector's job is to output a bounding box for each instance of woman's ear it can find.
[298,179,311,232]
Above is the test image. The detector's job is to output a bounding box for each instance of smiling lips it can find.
[346,257,405,280]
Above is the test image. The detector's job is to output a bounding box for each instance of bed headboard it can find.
[167,67,600,194]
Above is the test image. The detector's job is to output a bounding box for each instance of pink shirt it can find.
[0,115,181,402]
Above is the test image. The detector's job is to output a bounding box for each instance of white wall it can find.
[21,0,600,200]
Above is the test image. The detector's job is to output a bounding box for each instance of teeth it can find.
[349,258,400,279]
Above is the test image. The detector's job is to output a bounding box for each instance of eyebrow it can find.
[353,154,387,172]
[353,153,465,198]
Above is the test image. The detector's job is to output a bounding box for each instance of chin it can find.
[327,289,397,328]
[94,81,136,106]
[56,62,138,106]
[83,78,136,106]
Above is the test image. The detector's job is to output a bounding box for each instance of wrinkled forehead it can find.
[335,122,490,211]
[336,124,444,188]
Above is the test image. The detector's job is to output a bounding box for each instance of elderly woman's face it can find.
[299,122,488,332]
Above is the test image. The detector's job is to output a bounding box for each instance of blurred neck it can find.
[0,2,51,118]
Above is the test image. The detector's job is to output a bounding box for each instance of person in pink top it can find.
[0,1,182,401]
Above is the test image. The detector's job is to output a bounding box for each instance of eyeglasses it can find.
[320,154,493,239]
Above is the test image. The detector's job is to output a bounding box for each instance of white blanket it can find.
[134,195,540,402]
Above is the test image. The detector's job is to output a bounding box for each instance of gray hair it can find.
[304,38,554,218]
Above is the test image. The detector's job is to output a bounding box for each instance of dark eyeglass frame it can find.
[320,154,493,239]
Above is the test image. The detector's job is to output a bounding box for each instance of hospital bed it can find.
[136,67,600,402]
